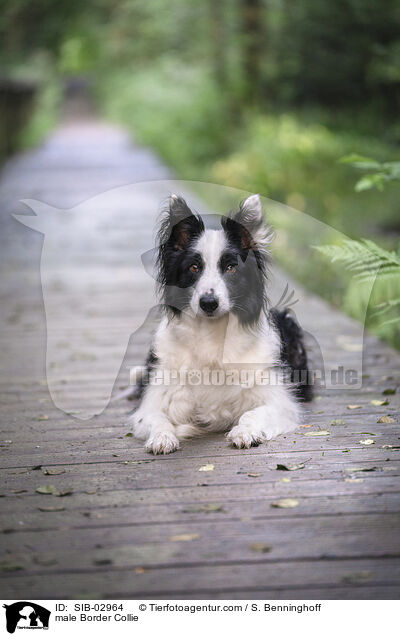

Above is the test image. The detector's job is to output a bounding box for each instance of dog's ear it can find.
[168,194,204,250]
[225,194,272,252]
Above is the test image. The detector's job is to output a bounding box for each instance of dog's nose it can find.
[199,293,219,314]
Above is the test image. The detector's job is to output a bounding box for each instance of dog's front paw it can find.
[226,424,264,449]
[145,431,180,455]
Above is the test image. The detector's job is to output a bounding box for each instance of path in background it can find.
[0,108,399,599]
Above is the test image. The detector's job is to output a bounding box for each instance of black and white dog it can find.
[131,193,311,454]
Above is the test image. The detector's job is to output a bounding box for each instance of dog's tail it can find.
[270,307,313,402]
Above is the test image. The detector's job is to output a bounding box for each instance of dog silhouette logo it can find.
[3,602,50,633]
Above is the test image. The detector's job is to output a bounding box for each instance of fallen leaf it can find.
[38,505,65,512]
[382,388,396,395]
[125,432,133,437]
[36,485,59,495]
[359,439,375,446]
[280,477,291,483]
[35,485,72,497]
[276,462,305,471]
[85,490,97,495]
[370,399,389,406]
[377,416,395,423]
[42,468,65,476]
[344,477,364,483]
[382,445,400,450]
[33,556,57,566]
[304,430,330,436]
[170,533,200,541]
[330,419,346,426]
[38,415,49,421]
[94,558,113,566]
[247,472,262,477]
[0,560,24,571]
[182,503,224,513]
[300,424,313,428]
[250,542,272,553]
[345,466,378,473]
[342,571,372,584]
[199,464,214,472]
[135,567,146,574]
[347,405,362,410]
[271,498,299,508]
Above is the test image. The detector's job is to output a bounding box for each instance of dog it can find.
[131,193,312,454]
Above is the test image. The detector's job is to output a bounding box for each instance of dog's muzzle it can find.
[199,292,219,315]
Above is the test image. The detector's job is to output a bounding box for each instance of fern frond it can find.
[313,239,400,283]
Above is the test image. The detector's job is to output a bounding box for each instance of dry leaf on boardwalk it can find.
[377,415,395,423]
[199,464,214,472]
[271,498,299,508]
[182,503,224,513]
[304,430,330,437]
[359,439,375,446]
[250,543,272,553]
[342,571,372,584]
[42,468,65,475]
[38,505,65,512]
[170,533,200,541]
[36,485,72,497]
[276,462,305,471]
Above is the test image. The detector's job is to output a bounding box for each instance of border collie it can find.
[131,193,311,454]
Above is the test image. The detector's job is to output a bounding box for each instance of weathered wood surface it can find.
[0,116,399,600]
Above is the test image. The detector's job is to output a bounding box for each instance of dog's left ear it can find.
[229,194,272,251]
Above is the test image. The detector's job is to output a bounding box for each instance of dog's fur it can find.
[131,194,311,454]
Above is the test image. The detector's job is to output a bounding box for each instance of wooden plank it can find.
[2,493,399,536]
[2,559,400,599]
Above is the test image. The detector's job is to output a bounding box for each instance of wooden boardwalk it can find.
[0,115,399,600]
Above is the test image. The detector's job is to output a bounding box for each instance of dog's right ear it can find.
[167,194,204,250]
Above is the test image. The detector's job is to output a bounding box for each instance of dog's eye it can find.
[189,264,200,273]
[225,264,236,273]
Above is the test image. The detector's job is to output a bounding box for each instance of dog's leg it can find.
[131,383,180,454]
[227,389,300,449]
[132,407,180,454]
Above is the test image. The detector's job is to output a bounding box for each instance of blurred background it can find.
[0,0,399,347]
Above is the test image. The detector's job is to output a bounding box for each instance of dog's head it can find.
[156,194,272,326]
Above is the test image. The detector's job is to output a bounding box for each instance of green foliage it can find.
[314,237,400,341]
[314,239,400,282]
[340,154,400,191]
[18,77,61,149]
[208,113,399,236]
[98,61,233,170]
